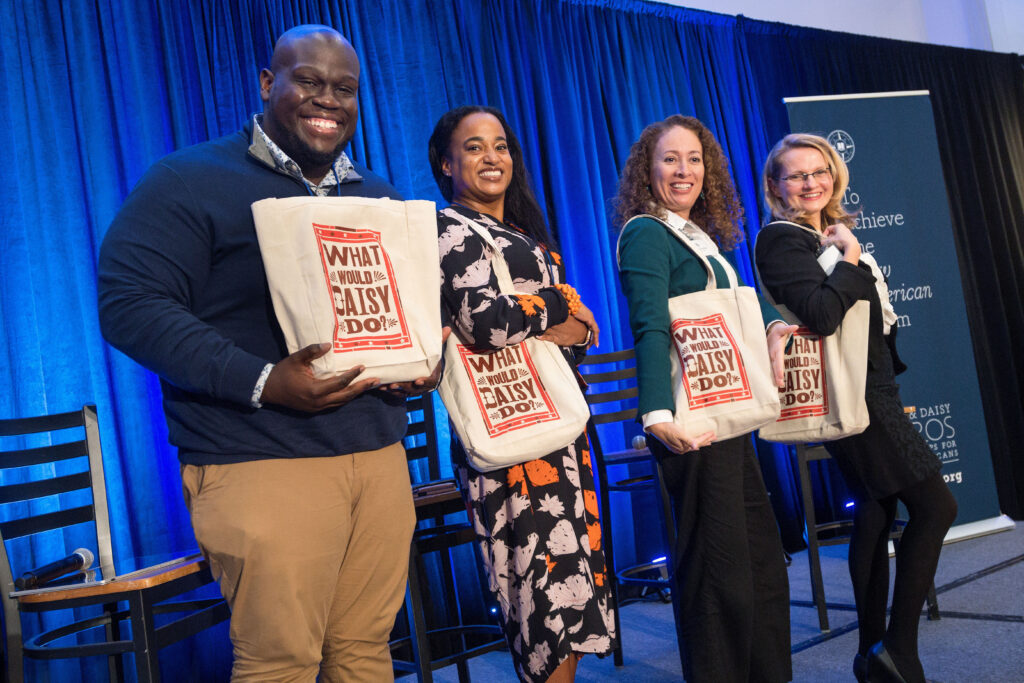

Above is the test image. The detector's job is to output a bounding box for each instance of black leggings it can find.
[848,472,957,680]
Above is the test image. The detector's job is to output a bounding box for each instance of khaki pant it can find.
[182,443,415,682]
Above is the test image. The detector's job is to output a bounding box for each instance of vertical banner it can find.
[784,91,1012,537]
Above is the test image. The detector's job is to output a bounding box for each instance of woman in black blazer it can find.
[755,134,957,683]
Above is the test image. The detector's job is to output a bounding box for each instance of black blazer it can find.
[754,221,906,385]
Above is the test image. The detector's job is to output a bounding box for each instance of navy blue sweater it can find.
[98,121,408,465]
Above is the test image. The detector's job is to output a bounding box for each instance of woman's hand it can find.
[647,422,715,455]
[766,322,799,388]
[572,302,599,349]
[822,223,862,265]
[537,316,589,346]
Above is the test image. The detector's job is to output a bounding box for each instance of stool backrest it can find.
[404,395,443,483]
[578,348,648,460]
[0,404,116,669]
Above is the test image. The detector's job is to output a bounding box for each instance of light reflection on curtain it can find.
[3,0,1023,678]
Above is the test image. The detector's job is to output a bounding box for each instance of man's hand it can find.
[260,343,378,412]
[383,327,451,397]
[647,423,715,455]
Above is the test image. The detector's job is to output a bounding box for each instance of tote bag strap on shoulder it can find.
[440,208,523,295]
[620,213,737,290]
[753,221,836,306]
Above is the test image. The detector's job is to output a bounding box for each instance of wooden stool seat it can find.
[0,405,228,682]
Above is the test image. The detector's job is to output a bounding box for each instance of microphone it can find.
[15,548,95,591]
[632,435,648,450]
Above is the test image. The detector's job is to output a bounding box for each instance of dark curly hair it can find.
[428,105,554,250]
[612,115,744,250]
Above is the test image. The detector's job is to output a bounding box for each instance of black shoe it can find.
[853,654,868,682]
[866,641,908,683]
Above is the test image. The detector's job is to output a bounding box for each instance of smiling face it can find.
[769,146,835,230]
[649,126,705,221]
[442,112,513,219]
[259,29,359,184]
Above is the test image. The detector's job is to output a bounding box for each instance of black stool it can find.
[390,395,505,681]
[794,443,940,632]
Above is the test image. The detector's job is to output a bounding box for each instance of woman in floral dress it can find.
[428,105,615,683]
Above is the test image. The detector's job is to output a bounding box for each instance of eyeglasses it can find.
[778,168,831,185]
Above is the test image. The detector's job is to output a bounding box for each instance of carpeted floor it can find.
[427,522,1024,682]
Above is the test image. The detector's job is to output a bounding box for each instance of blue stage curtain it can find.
[3,1,1023,678]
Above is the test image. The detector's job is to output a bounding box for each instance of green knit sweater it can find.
[617,216,780,417]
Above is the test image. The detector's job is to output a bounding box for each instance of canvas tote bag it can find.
[754,222,870,443]
[437,212,591,472]
[620,214,781,441]
[252,196,442,384]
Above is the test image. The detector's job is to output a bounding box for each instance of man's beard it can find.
[278,127,347,174]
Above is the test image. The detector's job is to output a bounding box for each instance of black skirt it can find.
[825,382,943,500]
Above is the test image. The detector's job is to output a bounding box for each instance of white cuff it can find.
[766,319,787,333]
[642,410,674,430]
[251,363,275,408]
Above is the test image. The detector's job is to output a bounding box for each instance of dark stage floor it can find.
[425,522,1024,682]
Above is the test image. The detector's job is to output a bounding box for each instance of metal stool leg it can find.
[797,445,831,631]
[589,422,625,667]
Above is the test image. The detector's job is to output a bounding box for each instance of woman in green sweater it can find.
[614,115,793,683]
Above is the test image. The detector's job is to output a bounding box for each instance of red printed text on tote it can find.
[671,313,752,408]
[778,328,829,420]
[314,224,412,352]
[458,343,559,436]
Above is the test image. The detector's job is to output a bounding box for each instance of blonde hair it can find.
[762,133,855,228]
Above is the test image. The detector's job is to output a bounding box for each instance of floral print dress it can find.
[437,204,616,682]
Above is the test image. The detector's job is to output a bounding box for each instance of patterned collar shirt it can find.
[250,114,362,196]
[246,114,365,408]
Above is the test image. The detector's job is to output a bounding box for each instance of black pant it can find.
[655,434,792,683]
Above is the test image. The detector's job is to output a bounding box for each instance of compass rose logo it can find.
[827,130,855,162]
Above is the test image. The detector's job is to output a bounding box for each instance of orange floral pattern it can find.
[455,432,616,682]
[507,464,527,496]
[588,520,602,551]
[514,293,547,316]
[525,458,559,486]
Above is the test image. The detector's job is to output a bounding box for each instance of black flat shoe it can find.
[866,641,908,683]
[853,653,868,682]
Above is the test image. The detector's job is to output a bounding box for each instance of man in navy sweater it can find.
[99,25,426,681]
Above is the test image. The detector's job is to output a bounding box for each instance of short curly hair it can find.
[762,133,855,229]
[612,115,744,250]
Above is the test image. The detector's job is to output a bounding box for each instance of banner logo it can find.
[314,224,412,352]
[671,314,752,408]
[909,403,958,465]
[458,343,559,436]
[779,328,829,420]
[827,129,856,162]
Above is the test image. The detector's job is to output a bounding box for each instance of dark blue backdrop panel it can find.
[3,0,1024,679]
